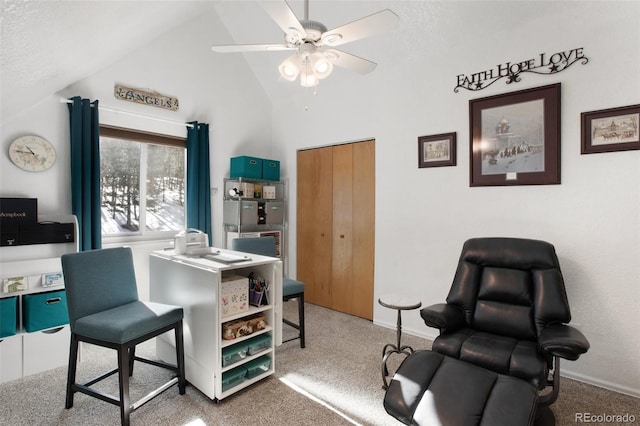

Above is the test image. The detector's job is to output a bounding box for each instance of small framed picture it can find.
[42,272,64,287]
[418,132,457,168]
[581,104,640,154]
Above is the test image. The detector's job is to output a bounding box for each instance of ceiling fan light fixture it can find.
[315,61,330,74]
[212,1,400,92]
[279,56,300,81]
[310,52,333,79]
[300,59,319,87]
[300,71,319,87]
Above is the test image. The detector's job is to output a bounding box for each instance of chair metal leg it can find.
[175,321,186,394]
[66,333,79,409]
[298,294,305,348]
[64,321,185,425]
[128,346,135,377]
[539,357,561,407]
[283,292,306,348]
[118,345,132,426]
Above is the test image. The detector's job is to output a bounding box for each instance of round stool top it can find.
[378,294,422,310]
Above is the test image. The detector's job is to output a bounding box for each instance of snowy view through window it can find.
[100,137,185,236]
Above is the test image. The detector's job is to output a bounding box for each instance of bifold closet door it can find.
[297,146,333,308]
[350,141,375,320]
[296,141,375,320]
[331,143,354,315]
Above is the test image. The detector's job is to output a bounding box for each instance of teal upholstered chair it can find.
[61,247,186,426]
[231,236,305,348]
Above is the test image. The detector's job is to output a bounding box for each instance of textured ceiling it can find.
[0,0,551,122]
[0,0,215,121]
[1,0,431,121]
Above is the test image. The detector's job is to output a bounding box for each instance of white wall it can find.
[0,95,72,214]
[0,10,275,296]
[58,10,277,252]
[1,10,274,231]
[270,2,640,397]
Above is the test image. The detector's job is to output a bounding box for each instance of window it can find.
[99,126,186,240]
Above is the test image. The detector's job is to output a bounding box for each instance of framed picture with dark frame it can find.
[469,83,561,186]
[418,132,456,168]
[581,104,640,154]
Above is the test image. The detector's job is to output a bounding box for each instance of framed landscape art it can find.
[418,132,456,168]
[581,104,640,154]
[469,83,561,186]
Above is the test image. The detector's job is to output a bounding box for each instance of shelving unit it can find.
[0,214,78,384]
[149,247,282,401]
[223,177,286,260]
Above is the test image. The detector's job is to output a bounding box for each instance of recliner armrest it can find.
[538,324,590,361]
[420,303,465,333]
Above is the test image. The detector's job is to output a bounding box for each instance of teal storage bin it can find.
[0,296,18,338]
[245,355,272,379]
[262,159,280,181]
[222,366,247,392]
[222,341,248,367]
[246,334,272,356]
[23,290,69,332]
[230,156,263,179]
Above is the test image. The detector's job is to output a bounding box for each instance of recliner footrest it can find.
[384,351,538,426]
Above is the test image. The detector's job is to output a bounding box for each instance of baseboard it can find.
[373,319,438,344]
[373,320,640,399]
[560,369,640,399]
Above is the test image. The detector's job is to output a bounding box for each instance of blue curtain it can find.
[68,96,101,251]
[186,122,212,243]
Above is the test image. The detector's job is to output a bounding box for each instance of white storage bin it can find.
[0,335,22,383]
[22,325,70,376]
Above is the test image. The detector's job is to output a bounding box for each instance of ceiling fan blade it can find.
[325,49,377,75]
[321,9,400,47]
[211,44,296,53]
[261,1,305,42]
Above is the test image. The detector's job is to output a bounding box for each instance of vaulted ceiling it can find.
[1,0,566,122]
[0,1,422,121]
[1,1,214,120]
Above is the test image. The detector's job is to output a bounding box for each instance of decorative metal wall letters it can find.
[454,47,588,92]
[114,84,179,111]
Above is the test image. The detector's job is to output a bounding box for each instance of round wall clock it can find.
[8,135,57,172]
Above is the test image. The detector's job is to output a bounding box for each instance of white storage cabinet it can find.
[149,248,282,401]
[0,215,77,383]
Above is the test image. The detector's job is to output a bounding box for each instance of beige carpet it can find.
[0,302,637,425]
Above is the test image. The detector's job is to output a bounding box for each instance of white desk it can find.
[149,247,282,401]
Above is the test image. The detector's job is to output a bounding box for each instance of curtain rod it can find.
[60,98,195,129]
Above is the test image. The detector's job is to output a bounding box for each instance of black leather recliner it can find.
[384,237,590,425]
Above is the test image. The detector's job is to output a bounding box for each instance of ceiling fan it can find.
[211,0,399,88]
